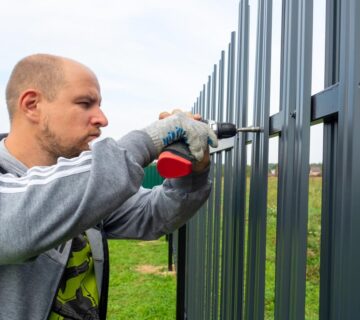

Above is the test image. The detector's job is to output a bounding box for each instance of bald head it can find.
[5,54,68,121]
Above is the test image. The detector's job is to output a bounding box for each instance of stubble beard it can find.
[38,120,89,161]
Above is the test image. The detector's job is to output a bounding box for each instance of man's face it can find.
[37,62,108,159]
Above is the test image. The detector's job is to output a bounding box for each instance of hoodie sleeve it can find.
[0,131,156,264]
[103,167,211,240]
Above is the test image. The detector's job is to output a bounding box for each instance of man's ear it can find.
[18,89,42,123]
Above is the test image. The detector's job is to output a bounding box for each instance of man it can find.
[0,54,217,320]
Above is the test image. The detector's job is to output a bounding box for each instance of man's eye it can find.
[78,102,90,107]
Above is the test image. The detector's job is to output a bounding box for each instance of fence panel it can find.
[172,0,360,319]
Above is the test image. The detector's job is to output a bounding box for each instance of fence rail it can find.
[174,0,360,319]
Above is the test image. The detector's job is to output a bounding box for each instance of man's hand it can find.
[158,109,202,121]
[143,109,217,166]
[191,147,211,173]
[157,109,212,173]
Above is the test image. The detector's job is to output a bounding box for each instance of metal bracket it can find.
[210,137,235,154]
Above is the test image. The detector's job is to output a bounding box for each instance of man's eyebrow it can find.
[74,94,102,104]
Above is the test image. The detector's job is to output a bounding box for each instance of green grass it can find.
[107,237,176,320]
[264,177,322,319]
[106,177,322,319]
[305,177,322,320]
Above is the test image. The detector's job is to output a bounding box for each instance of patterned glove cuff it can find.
[143,126,163,155]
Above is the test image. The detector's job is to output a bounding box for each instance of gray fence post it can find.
[320,0,340,319]
[274,0,313,319]
[329,0,360,318]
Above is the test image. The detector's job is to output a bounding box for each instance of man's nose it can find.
[91,107,109,127]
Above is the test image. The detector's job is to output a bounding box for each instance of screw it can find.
[236,126,262,133]
[290,110,296,119]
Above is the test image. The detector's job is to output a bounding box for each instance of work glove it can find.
[144,112,218,161]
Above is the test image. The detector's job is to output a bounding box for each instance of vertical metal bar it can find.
[206,76,212,120]
[218,52,226,124]
[185,97,201,319]
[219,44,232,320]
[205,67,217,320]
[168,233,173,271]
[200,76,211,320]
[275,0,313,319]
[193,92,201,320]
[188,92,203,319]
[220,46,231,320]
[220,31,236,320]
[231,1,250,319]
[329,0,360,318]
[202,83,207,115]
[197,90,205,320]
[186,217,194,319]
[244,0,272,319]
[176,226,186,320]
[324,0,340,86]
[194,90,202,318]
[212,51,225,320]
[196,84,207,319]
[210,64,217,320]
[319,0,340,319]
[210,66,217,128]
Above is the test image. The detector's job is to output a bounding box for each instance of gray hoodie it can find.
[0,131,211,319]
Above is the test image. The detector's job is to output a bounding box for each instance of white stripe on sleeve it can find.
[0,164,91,194]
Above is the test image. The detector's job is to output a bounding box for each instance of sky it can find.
[0,0,325,163]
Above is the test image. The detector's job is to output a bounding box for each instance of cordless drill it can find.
[156,120,261,178]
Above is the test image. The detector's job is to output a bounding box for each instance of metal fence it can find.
[174,0,360,319]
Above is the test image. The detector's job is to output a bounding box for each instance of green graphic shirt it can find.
[49,233,99,320]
